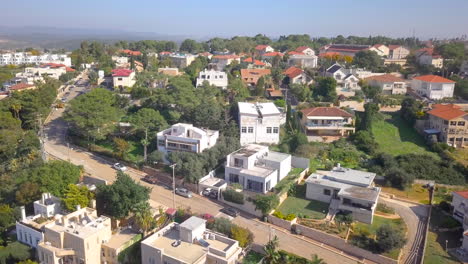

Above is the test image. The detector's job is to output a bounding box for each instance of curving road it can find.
[43,78,366,264]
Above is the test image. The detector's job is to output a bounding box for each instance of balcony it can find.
[305,122,354,130]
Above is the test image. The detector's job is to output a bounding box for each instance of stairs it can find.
[325,198,340,222]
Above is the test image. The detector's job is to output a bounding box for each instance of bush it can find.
[272,211,296,221]
[376,224,406,252]
[222,189,244,204]
[253,195,280,216]
[438,201,451,213]
[230,225,254,248]
[376,203,396,214]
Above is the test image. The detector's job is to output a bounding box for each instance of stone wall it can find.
[267,214,296,230]
[220,196,263,217]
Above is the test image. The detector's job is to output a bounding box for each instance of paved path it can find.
[379,197,429,264]
[43,81,367,264]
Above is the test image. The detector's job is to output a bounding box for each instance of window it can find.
[266,127,272,133]
[444,120,449,125]
[450,121,457,126]
[181,144,190,149]
[458,121,466,126]
[456,138,463,141]
[248,127,254,133]
[234,158,244,168]
[241,127,247,133]
[118,78,123,81]
[247,179,264,192]
[229,173,239,183]
[158,140,165,146]
[323,189,331,196]
[273,127,279,134]
[219,75,224,79]
[201,75,206,79]
[168,142,177,147]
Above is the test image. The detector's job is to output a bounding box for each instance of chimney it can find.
[20,206,26,221]
[41,193,46,204]
[89,199,96,209]
[76,204,81,211]
[337,163,341,168]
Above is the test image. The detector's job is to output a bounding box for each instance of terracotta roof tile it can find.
[413,75,455,83]
[262,52,283,57]
[388,45,402,50]
[295,46,311,53]
[255,45,271,51]
[455,190,468,199]
[121,49,142,56]
[112,69,134,77]
[9,83,35,91]
[427,104,466,121]
[301,107,353,117]
[283,66,303,79]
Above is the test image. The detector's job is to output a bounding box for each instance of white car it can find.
[113,163,127,171]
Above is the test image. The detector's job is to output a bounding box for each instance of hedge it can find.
[272,211,296,221]
[222,189,244,204]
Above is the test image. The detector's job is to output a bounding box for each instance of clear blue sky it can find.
[3,0,468,39]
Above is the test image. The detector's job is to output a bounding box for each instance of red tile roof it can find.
[198,52,212,57]
[283,66,303,79]
[455,190,468,199]
[267,89,283,97]
[364,74,405,83]
[41,63,75,72]
[255,45,271,51]
[262,52,283,57]
[388,45,402,50]
[9,83,35,91]
[159,51,172,55]
[213,54,240,60]
[295,46,311,53]
[318,52,341,58]
[427,104,466,121]
[121,49,142,56]
[243,57,266,66]
[288,51,303,55]
[240,69,271,85]
[372,44,385,48]
[413,75,455,83]
[112,69,134,77]
[301,107,353,117]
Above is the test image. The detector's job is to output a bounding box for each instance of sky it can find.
[2,0,468,39]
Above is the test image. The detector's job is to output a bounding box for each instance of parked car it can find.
[143,176,157,184]
[175,188,192,198]
[201,213,214,220]
[202,188,212,196]
[61,98,67,103]
[220,207,239,217]
[113,163,127,171]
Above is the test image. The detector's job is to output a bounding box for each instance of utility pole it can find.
[38,115,47,162]
[169,163,177,209]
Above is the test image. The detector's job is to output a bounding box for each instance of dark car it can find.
[220,207,239,217]
[143,176,157,184]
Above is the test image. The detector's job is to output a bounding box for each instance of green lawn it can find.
[424,231,461,264]
[372,114,438,159]
[277,187,329,219]
[242,251,264,264]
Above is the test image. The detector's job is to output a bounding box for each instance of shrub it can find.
[438,201,451,213]
[222,189,244,204]
[230,225,254,248]
[376,224,406,252]
[376,203,395,214]
[272,211,296,221]
[253,195,280,216]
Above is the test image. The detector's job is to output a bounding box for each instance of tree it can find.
[227,79,249,102]
[376,224,406,252]
[15,182,41,206]
[313,77,337,102]
[335,211,353,229]
[65,88,123,142]
[274,99,285,108]
[400,97,423,125]
[253,195,279,216]
[180,39,201,53]
[63,184,93,211]
[290,83,310,102]
[130,56,135,70]
[230,225,254,248]
[142,52,149,70]
[113,137,130,159]
[96,172,150,219]
[360,103,380,131]
[353,50,383,71]
[132,202,156,235]
[17,260,39,264]
[352,130,377,154]
[263,236,281,264]
[131,108,167,162]
[255,76,266,96]
[0,204,15,232]
[361,85,382,100]
[384,167,414,189]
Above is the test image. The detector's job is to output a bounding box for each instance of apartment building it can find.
[0,52,71,67]
[196,69,228,89]
[169,53,197,68]
[16,193,62,248]
[224,144,292,193]
[112,69,136,89]
[157,123,219,155]
[411,75,455,99]
[141,216,242,264]
[305,165,380,224]
[37,207,112,264]
[211,55,241,70]
[426,104,468,148]
[300,107,355,141]
[238,102,282,145]
[363,74,407,95]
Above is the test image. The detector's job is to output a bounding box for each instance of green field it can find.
[372,114,438,158]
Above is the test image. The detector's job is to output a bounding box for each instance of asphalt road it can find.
[43,75,370,264]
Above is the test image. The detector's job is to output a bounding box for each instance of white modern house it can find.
[324,63,360,91]
[224,144,292,193]
[305,165,380,224]
[411,75,455,99]
[16,193,62,248]
[288,46,318,68]
[195,69,228,90]
[141,216,242,264]
[238,102,282,146]
[157,123,219,155]
[169,53,197,68]
[112,69,136,89]
[0,52,72,67]
[364,74,407,95]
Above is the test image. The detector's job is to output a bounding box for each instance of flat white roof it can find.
[238,102,280,116]
[180,216,206,231]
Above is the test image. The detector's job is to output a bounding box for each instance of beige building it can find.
[300,107,355,142]
[158,67,181,76]
[112,69,136,89]
[37,207,112,264]
[141,216,242,264]
[101,229,141,264]
[388,45,410,59]
[426,104,468,148]
[363,74,407,95]
[368,44,389,57]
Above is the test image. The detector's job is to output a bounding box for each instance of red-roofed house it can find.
[300,107,355,141]
[368,44,389,57]
[363,74,407,95]
[112,69,136,89]
[261,52,284,60]
[283,66,313,85]
[255,45,274,55]
[415,48,443,68]
[8,83,36,92]
[243,57,266,68]
[240,69,271,87]
[287,46,318,68]
[121,49,142,56]
[295,46,315,56]
[426,104,467,147]
[319,44,370,57]
[411,75,455,99]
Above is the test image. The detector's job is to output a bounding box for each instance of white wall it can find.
[239,114,281,145]
[305,183,333,203]
[16,222,44,248]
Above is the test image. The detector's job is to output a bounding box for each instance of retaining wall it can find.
[267,214,296,230]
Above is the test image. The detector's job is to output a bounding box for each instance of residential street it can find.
[43,82,365,264]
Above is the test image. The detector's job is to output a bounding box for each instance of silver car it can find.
[175,188,192,198]
[113,163,127,171]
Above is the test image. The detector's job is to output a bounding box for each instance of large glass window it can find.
[229,173,239,183]
[247,180,264,192]
[234,158,243,168]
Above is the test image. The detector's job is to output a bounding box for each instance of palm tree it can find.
[132,202,156,236]
[263,235,281,264]
[310,254,325,264]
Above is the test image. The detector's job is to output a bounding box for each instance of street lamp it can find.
[169,163,177,209]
